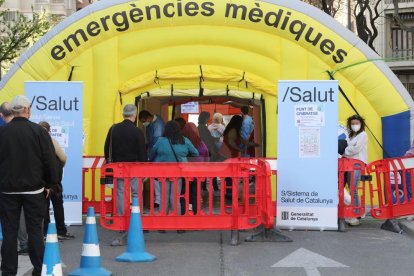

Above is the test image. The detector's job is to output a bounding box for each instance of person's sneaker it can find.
[58,232,75,240]
[345,218,361,226]
[17,248,29,255]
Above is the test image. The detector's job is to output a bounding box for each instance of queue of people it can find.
[104,105,258,244]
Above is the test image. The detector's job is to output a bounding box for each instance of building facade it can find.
[374,0,414,98]
[1,0,79,17]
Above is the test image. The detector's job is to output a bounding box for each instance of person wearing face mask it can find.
[343,114,368,226]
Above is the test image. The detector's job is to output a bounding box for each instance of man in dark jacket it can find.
[0,95,58,276]
[104,104,146,246]
[104,104,147,164]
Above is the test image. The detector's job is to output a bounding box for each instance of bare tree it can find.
[303,0,345,17]
[0,0,52,79]
[303,0,383,52]
[354,0,382,51]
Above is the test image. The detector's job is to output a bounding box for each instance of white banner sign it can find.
[26,81,83,225]
[277,80,338,230]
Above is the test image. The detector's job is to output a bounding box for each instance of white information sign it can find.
[181,102,199,113]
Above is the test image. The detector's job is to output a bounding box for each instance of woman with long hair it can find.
[149,121,198,216]
[219,115,243,158]
[183,122,209,162]
[343,114,368,226]
[220,115,259,158]
[182,122,209,214]
[219,115,259,199]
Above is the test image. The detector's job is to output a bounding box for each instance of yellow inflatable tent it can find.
[0,0,413,162]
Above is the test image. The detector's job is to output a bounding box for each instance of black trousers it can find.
[180,179,199,215]
[44,191,67,236]
[202,178,219,191]
[0,192,46,276]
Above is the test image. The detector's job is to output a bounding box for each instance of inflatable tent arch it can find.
[0,0,413,162]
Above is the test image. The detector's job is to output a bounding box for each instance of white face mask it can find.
[143,122,150,127]
[351,124,361,132]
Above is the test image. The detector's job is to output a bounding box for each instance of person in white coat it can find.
[343,114,368,226]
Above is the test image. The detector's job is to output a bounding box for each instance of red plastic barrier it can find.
[338,158,367,219]
[99,160,274,232]
[82,156,111,214]
[367,157,414,219]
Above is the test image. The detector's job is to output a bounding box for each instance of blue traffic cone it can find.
[41,223,63,276]
[116,197,156,262]
[69,207,112,276]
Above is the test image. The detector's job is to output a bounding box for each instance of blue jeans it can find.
[161,178,182,214]
[116,178,139,215]
[346,170,361,214]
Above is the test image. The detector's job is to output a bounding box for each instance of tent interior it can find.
[138,94,264,157]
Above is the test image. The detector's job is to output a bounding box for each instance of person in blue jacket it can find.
[139,110,165,209]
[149,121,198,215]
[139,110,165,150]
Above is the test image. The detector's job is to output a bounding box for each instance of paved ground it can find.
[5,217,414,276]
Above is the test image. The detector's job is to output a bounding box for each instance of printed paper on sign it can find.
[299,127,320,158]
[295,104,325,127]
[51,126,69,148]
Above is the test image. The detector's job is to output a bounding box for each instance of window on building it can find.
[385,0,414,4]
[392,26,414,60]
[405,83,414,99]
[391,13,414,60]
[395,73,414,99]
[2,11,18,22]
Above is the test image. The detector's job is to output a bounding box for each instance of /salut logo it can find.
[31,96,80,111]
[282,86,335,103]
